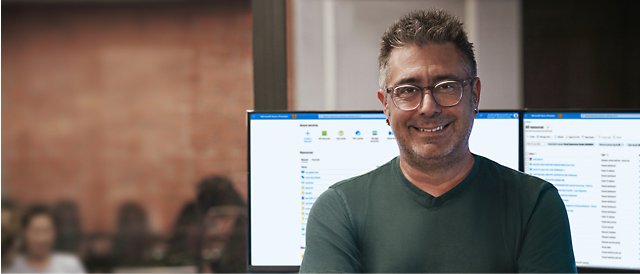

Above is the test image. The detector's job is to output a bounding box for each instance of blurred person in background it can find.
[195,176,246,214]
[166,202,200,265]
[2,198,21,270]
[167,175,246,272]
[194,175,246,273]
[2,232,19,272]
[112,202,152,267]
[199,206,246,273]
[2,198,19,237]
[82,232,115,273]
[52,200,83,253]
[6,204,85,273]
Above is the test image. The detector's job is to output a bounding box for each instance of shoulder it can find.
[475,156,569,240]
[311,158,396,222]
[476,155,559,206]
[478,155,556,191]
[51,253,85,273]
[329,157,396,195]
[5,255,29,273]
[52,252,80,261]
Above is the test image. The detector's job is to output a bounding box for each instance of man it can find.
[300,9,576,273]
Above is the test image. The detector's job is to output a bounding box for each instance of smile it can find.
[412,123,450,133]
[417,126,444,132]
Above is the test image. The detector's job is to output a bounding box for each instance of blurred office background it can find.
[292,0,640,110]
[2,0,638,272]
[2,0,251,272]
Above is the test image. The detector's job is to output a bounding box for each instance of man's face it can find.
[24,215,56,259]
[377,43,480,165]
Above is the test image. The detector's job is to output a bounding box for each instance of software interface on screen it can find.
[523,112,640,270]
[249,111,520,267]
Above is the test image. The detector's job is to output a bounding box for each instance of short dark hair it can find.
[378,9,477,88]
[196,175,245,214]
[21,204,56,230]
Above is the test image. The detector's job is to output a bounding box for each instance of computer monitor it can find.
[248,110,521,272]
[523,111,640,271]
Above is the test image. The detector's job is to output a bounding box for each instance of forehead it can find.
[28,214,54,227]
[386,42,468,85]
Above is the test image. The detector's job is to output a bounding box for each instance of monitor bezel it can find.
[247,109,640,273]
[523,109,640,273]
[246,109,521,272]
[246,110,388,273]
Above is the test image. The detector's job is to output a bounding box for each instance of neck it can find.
[399,150,475,197]
[26,253,51,270]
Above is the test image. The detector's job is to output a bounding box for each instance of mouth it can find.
[410,122,451,134]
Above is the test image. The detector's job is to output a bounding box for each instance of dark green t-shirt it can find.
[300,155,576,273]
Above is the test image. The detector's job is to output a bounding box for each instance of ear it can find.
[472,78,481,110]
[377,89,390,117]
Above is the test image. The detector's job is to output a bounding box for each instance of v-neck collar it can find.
[393,154,481,209]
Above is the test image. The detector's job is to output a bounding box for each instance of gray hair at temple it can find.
[378,9,477,89]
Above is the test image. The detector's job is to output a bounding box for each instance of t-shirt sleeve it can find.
[299,187,361,273]
[516,186,577,273]
[69,255,86,273]
[61,254,86,273]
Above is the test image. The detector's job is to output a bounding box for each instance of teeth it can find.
[417,125,444,132]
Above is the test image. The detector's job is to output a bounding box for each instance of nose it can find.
[417,90,441,117]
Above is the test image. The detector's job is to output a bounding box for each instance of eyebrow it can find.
[391,74,464,87]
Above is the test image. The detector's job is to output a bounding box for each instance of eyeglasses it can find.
[385,77,477,110]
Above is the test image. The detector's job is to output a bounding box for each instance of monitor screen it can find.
[248,110,520,271]
[523,111,640,271]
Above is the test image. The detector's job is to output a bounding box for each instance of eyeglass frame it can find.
[385,77,478,110]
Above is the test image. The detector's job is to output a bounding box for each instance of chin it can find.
[409,144,454,162]
[417,131,473,156]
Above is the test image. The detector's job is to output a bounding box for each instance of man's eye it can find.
[396,86,420,95]
[440,83,455,90]
[434,82,461,94]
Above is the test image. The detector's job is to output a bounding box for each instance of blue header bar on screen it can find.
[250,112,519,120]
[475,112,519,119]
[249,113,386,120]
[524,112,640,119]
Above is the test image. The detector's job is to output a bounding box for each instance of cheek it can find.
[30,230,55,244]
[44,231,55,242]
[389,109,411,128]
[25,232,37,245]
[454,110,475,136]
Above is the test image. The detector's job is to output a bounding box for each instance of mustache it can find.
[406,117,454,127]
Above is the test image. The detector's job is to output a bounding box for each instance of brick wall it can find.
[1,0,252,234]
